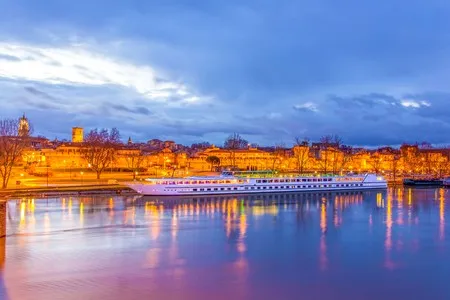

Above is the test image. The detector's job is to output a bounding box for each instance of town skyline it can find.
[5,113,450,149]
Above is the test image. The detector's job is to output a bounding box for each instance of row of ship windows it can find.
[165,183,364,192]
[256,177,363,183]
[159,177,364,185]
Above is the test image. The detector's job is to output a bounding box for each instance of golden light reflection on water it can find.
[172,211,178,240]
[79,202,84,226]
[237,212,248,253]
[397,189,404,225]
[19,202,25,229]
[68,197,73,220]
[320,199,328,271]
[5,188,450,298]
[144,203,161,240]
[385,189,394,270]
[439,188,445,241]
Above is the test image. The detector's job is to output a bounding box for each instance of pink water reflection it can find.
[1,189,449,300]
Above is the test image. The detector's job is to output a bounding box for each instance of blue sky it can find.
[1,0,450,146]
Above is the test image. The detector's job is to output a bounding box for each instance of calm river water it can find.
[0,188,449,300]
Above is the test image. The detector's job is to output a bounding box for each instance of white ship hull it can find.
[126,173,387,196]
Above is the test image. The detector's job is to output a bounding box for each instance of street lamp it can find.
[80,171,84,185]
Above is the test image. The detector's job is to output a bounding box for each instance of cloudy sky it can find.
[1,0,450,146]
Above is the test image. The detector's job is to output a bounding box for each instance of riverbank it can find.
[0,184,135,198]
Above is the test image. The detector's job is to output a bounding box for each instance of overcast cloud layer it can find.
[1,0,450,146]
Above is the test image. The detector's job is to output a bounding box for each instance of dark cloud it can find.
[292,105,317,113]
[110,104,152,116]
[24,86,59,101]
[0,54,21,61]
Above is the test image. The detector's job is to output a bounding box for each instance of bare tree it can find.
[224,133,248,168]
[389,154,401,184]
[368,153,383,174]
[269,144,286,171]
[339,145,353,174]
[81,128,121,179]
[294,137,310,174]
[400,144,421,174]
[125,149,146,180]
[317,135,342,174]
[0,118,31,189]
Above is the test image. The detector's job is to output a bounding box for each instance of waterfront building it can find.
[13,122,450,179]
[188,145,274,171]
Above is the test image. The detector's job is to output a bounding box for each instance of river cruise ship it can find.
[126,171,387,196]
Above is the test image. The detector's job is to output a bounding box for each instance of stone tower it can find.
[18,114,30,136]
[72,127,84,143]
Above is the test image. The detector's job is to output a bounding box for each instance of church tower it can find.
[72,127,84,143]
[18,114,30,136]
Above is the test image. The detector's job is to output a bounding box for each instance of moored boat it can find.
[403,178,443,187]
[443,178,450,187]
[126,170,387,196]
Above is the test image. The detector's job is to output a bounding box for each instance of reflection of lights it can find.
[20,202,26,225]
[172,212,178,239]
[252,205,278,217]
[80,202,84,226]
[320,201,327,234]
[386,191,392,250]
[439,188,445,241]
[376,193,383,208]
[397,189,404,225]
[408,188,412,206]
[319,200,327,270]
[145,248,160,269]
[44,212,51,233]
[239,213,247,239]
[333,197,340,227]
[68,197,73,218]
[226,205,231,238]
[384,189,395,270]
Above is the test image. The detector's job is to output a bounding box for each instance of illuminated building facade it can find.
[72,127,84,143]
[18,114,30,136]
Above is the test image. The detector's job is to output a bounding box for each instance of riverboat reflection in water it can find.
[1,188,450,300]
